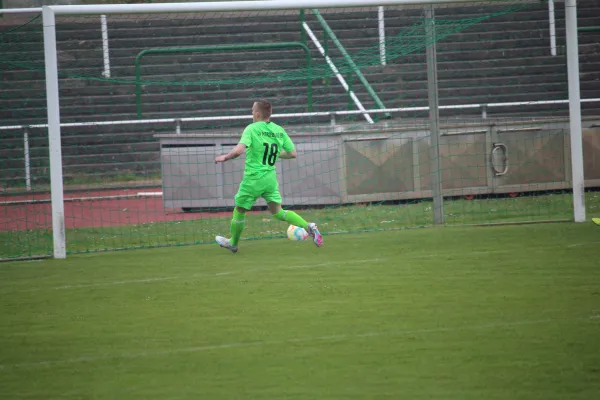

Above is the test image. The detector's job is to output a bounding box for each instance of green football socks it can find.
[273,209,308,230]
[230,209,246,246]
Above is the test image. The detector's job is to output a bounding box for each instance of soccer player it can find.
[593,218,600,226]
[214,100,323,253]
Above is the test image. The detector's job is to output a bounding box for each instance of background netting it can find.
[1,0,600,259]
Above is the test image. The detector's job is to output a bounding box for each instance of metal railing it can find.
[2,98,600,132]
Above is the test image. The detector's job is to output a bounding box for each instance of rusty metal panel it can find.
[344,137,413,196]
[282,141,341,204]
[417,134,487,191]
[496,129,567,186]
[161,146,219,208]
[221,157,245,199]
[583,128,600,181]
[416,136,432,191]
[440,134,487,190]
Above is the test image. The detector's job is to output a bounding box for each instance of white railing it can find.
[1,98,599,131]
[0,8,42,13]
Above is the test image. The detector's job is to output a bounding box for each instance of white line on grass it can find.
[567,242,600,247]
[1,277,176,294]
[210,258,388,277]
[54,277,176,289]
[4,317,592,370]
[409,250,511,259]
[1,259,384,295]
[287,258,387,269]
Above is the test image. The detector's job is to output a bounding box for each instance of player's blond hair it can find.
[254,99,272,119]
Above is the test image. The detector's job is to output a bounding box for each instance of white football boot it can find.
[216,236,238,253]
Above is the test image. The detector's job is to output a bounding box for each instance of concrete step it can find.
[25,150,160,169]
[7,79,591,122]
[8,10,599,54]
[1,128,172,150]
[6,71,588,116]
[0,140,158,161]
[5,43,581,88]
[62,22,567,50]
[2,5,595,44]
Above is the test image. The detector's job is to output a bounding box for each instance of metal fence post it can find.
[23,126,31,192]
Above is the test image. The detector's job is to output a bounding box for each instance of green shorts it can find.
[234,172,282,210]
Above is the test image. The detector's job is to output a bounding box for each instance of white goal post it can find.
[39,0,585,259]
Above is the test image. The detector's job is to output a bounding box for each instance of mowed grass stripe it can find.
[0,223,599,399]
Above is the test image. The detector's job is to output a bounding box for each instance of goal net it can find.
[1,0,597,260]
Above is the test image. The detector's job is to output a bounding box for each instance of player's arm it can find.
[216,127,252,163]
[215,143,247,163]
[279,131,296,159]
[279,149,297,159]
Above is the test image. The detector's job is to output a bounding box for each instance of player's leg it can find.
[229,206,248,247]
[267,202,307,229]
[216,180,256,253]
[267,202,323,247]
[216,205,250,253]
[263,178,323,247]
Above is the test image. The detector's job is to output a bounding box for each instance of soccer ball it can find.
[287,225,309,241]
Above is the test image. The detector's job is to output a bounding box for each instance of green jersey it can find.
[239,121,295,178]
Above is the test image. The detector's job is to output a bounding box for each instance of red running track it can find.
[0,189,231,231]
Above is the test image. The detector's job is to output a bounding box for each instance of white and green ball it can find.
[287,225,309,241]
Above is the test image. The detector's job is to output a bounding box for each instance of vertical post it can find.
[425,5,444,225]
[378,6,386,66]
[23,127,32,192]
[42,6,66,258]
[300,9,306,46]
[565,0,585,222]
[100,15,111,77]
[549,0,557,56]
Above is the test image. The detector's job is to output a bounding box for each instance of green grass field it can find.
[3,192,600,259]
[1,223,599,399]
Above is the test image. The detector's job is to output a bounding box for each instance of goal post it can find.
[564,0,585,223]
[0,0,591,260]
[43,6,66,259]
